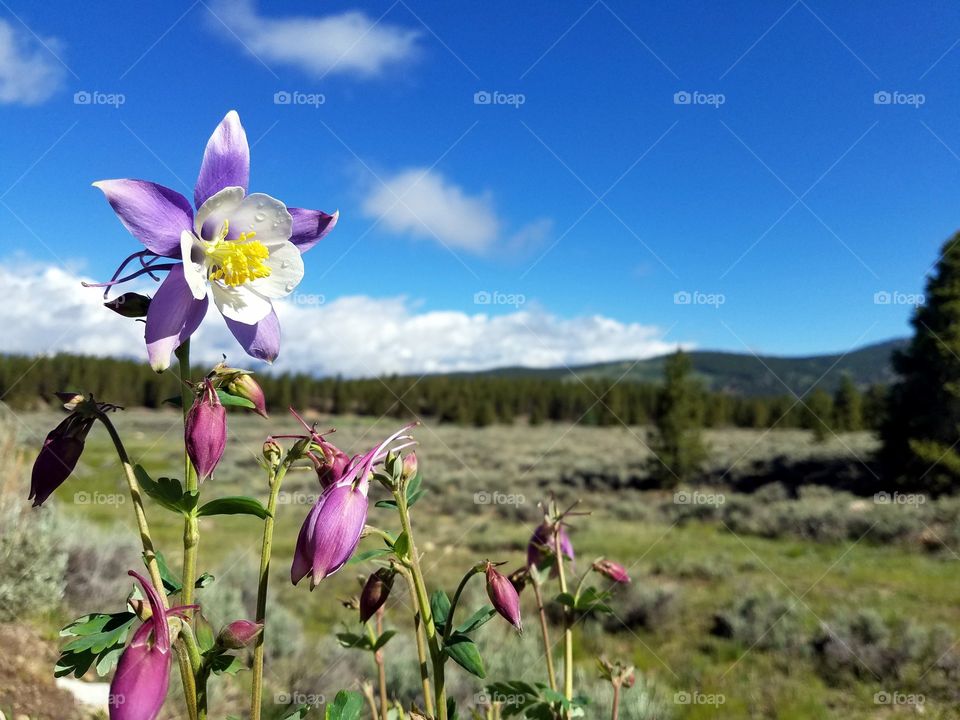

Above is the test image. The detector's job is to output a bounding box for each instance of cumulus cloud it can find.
[0,19,64,105]
[208,0,421,78]
[363,168,551,255]
[0,261,681,377]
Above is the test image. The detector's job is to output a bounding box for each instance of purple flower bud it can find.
[291,481,369,589]
[526,522,574,570]
[217,619,263,649]
[360,568,395,623]
[109,572,172,720]
[104,292,151,318]
[226,373,268,418]
[486,563,522,633]
[185,381,226,482]
[312,439,351,489]
[592,559,631,584]
[29,414,95,507]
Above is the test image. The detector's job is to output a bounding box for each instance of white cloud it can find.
[0,261,682,377]
[209,0,421,78]
[0,19,64,105]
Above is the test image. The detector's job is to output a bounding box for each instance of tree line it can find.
[0,352,886,431]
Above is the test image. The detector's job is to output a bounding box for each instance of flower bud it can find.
[217,619,263,649]
[402,452,418,480]
[485,563,522,633]
[29,414,95,507]
[185,380,226,482]
[263,438,282,471]
[507,567,529,593]
[592,559,630,584]
[104,292,151,318]
[226,373,268,418]
[360,568,395,623]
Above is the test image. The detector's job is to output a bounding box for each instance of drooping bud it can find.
[592,559,630,584]
[291,482,369,589]
[526,522,575,571]
[185,380,226,482]
[29,414,95,507]
[485,563,522,633]
[226,373,268,418]
[104,292,151,318]
[402,452,418,480]
[217,619,263,649]
[360,568,395,623]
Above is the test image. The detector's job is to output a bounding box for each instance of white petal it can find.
[227,193,293,248]
[194,186,245,238]
[211,282,273,325]
[249,241,304,298]
[180,231,208,300]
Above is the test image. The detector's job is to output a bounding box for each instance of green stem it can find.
[250,461,288,720]
[396,565,433,717]
[529,573,557,692]
[394,489,447,720]
[554,531,573,711]
[444,566,481,644]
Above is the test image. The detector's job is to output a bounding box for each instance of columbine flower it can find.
[485,562,522,633]
[526,521,575,570]
[359,568,395,623]
[92,110,338,371]
[185,380,226,481]
[592,559,631,584]
[291,424,416,589]
[110,571,193,720]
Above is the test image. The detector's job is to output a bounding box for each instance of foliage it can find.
[647,351,708,487]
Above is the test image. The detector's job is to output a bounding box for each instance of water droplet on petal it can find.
[254,212,266,222]
[285,282,294,292]
[280,260,289,268]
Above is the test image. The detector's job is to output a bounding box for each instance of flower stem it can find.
[250,461,288,720]
[611,683,621,720]
[529,573,557,692]
[394,489,447,720]
[444,566,481,644]
[376,609,389,720]
[395,564,433,717]
[554,531,573,712]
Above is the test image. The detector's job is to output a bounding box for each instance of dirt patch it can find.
[0,623,83,720]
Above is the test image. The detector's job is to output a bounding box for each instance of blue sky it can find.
[1,0,958,373]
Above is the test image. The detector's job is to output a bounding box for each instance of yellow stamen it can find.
[203,220,271,287]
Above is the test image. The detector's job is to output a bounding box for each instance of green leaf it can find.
[209,652,245,675]
[195,572,215,588]
[280,706,312,720]
[335,632,372,651]
[197,496,271,519]
[374,498,398,509]
[347,547,393,566]
[216,388,256,409]
[406,489,427,507]
[456,605,497,634]
[392,531,411,561]
[444,633,485,678]
[555,592,576,608]
[327,690,364,720]
[56,611,136,678]
[372,630,397,652]
[153,551,183,594]
[195,612,216,653]
[430,590,451,628]
[134,465,198,515]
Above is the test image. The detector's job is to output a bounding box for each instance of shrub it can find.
[710,591,806,653]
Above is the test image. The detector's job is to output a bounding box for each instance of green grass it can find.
[5,407,957,719]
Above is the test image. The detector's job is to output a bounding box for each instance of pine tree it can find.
[832,375,863,432]
[803,388,834,442]
[647,350,708,487]
[881,231,960,494]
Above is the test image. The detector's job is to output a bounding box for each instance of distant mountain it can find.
[471,338,908,396]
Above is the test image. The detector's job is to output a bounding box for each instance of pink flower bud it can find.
[185,381,226,482]
[526,522,574,571]
[486,563,522,633]
[402,452,418,480]
[360,568,395,623]
[226,373,268,418]
[592,559,631,584]
[217,619,263,649]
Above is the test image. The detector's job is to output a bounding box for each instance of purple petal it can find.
[144,265,208,372]
[288,208,339,253]
[109,624,171,720]
[224,308,280,363]
[195,111,249,209]
[93,180,193,257]
[291,499,323,586]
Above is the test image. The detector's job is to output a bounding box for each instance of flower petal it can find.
[249,242,303,298]
[195,110,249,209]
[224,308,280,363]
[211,282,272,325]
[145,265,209,372]
[180,231,208,300]
[195,186,245,240]
[227,193,293,248]
[93,180,193,257]
[288,208,339,253]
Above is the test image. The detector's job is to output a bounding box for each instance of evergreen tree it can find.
[832,375,863,432]
[881,232,960,494]
[647,350,708,487]
[802,388,834,442]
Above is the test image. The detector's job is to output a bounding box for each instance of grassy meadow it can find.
[2,406,958,719]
